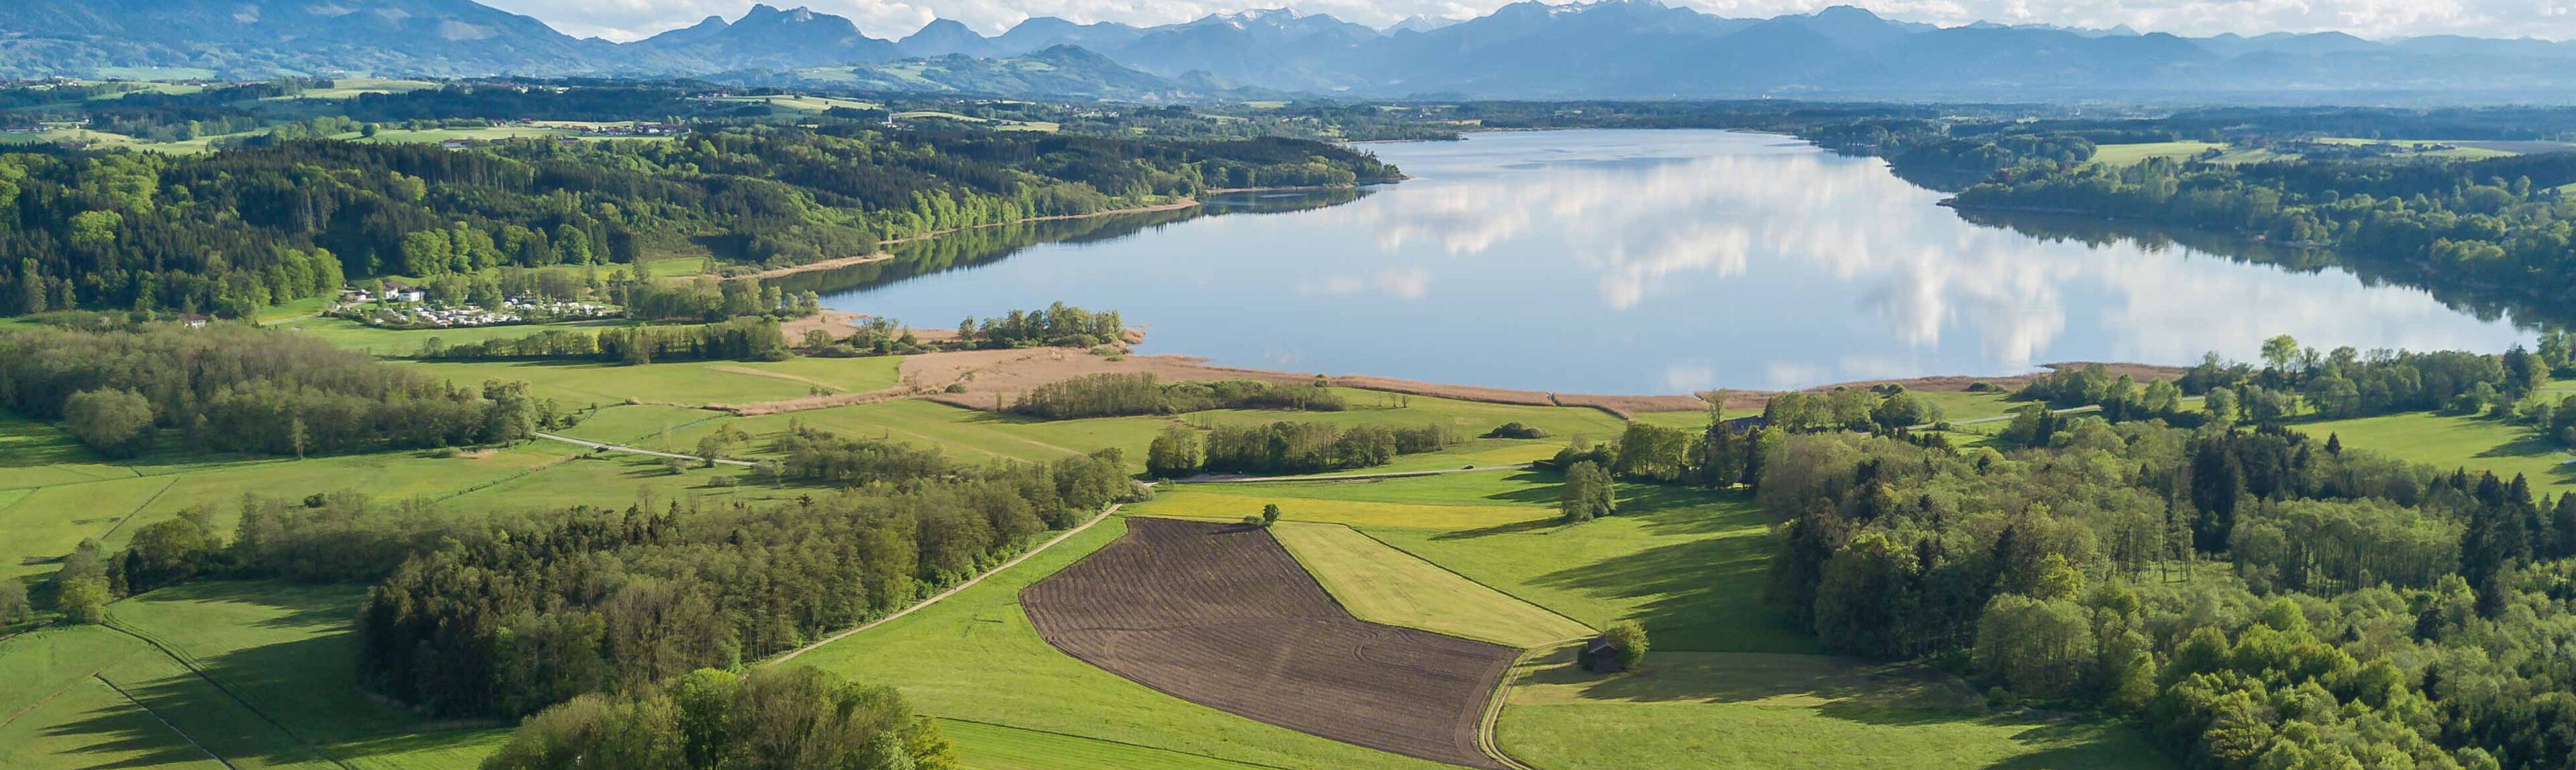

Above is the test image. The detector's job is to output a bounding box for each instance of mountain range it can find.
[7,0,2576,102]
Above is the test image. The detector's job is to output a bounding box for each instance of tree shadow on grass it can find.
[1979,721,2167,770]
[123,581,359,635]
[1430,516,1563,539]
[1523,523,1813,653]
[1476,470,1564,506]
[34,696,241,770]
[1521,647,1980,724]
[62,659,339,770]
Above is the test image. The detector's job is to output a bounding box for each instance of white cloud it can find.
[482,0,2576,44]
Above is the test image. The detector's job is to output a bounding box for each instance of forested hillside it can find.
[0,128,1397,317]
[1949,152,2576,326]
[1762,421,2576,770]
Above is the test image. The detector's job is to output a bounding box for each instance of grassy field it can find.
[712,95,883,113]
[1497,647,2167,770]
[104,582,511,758]
[2312,137,2519,159]
[788,516,1460,770]
[0,410,759,583]
[938,720,1281,770]
[1130,470,1808,653]
[667,398,1175,469]
[549,404,728,446]
[1273,522,1593,647]
[394,359,830,407]
[433,443,778,512]
[277,79,440,100]
[1128,474,1558,531]
[2294,410,2575,492]
[0,580,511,770]
[0,625,233,770]
[1364,475,1815,654]
[2090,141,2227,166]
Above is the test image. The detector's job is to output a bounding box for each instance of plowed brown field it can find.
[1022,518,1515,769]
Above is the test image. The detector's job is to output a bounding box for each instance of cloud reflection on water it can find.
[1311,131,2531,386]
[824,130,2532,393]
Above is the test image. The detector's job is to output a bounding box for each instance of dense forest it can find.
[0,323,549,456]
[0,126,1397,318]
[1760,420,2576,770]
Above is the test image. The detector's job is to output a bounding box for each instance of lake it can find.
[819,129,2535,394]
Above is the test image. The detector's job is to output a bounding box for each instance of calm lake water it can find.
[820,129,2536,394]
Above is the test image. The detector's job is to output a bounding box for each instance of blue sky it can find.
[478,0,2576,44]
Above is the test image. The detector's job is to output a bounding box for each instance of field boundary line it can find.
[101,619,356,770]
[533,431,753,466]
[1477,645,1567,770]
[0,638,148,729]
[933,716,1301,770]
[97,673,240,770]
[93,476,182,546]
[1345,526,1600,639]
[765,501,1122,665]
[1276,522,1591,650]
[421,453,583,504]
[1354,529,1611,643]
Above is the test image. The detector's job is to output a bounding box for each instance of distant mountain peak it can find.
[900,17,997,58]
[1815,5,1883,19]
[1385,14,1461,34]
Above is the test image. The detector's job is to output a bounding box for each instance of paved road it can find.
[533,431,755,467]
[766,502,1126,665]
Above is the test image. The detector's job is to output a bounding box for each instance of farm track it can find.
[531,431,753,466]
[765,502,1124,665]
[1022,518,1516,769]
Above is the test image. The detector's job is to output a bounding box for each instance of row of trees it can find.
[1760,387,1948,435]
[0,324,545,457]
[416,317,792,364]
[1011,374,1348,420]
[2018,342,2576,448]
[1761,412,2576,770]
[1145,421,1456,478]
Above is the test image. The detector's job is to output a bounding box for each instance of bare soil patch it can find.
[1550,392,1709,417]
[778,310,863,342]
[907,350,1314,410]
[1022,518,1516,769]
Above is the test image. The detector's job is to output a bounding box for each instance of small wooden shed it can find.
[1579,635,1625,673]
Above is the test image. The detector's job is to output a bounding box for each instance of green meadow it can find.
[1497,648,2167,770]
[1273,521,1594,647]
[2089,140,2228,166]
[2294,410,2575,492]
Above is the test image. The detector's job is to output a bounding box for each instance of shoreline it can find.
[705,199,1204,283]
[694,181,1382,284]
